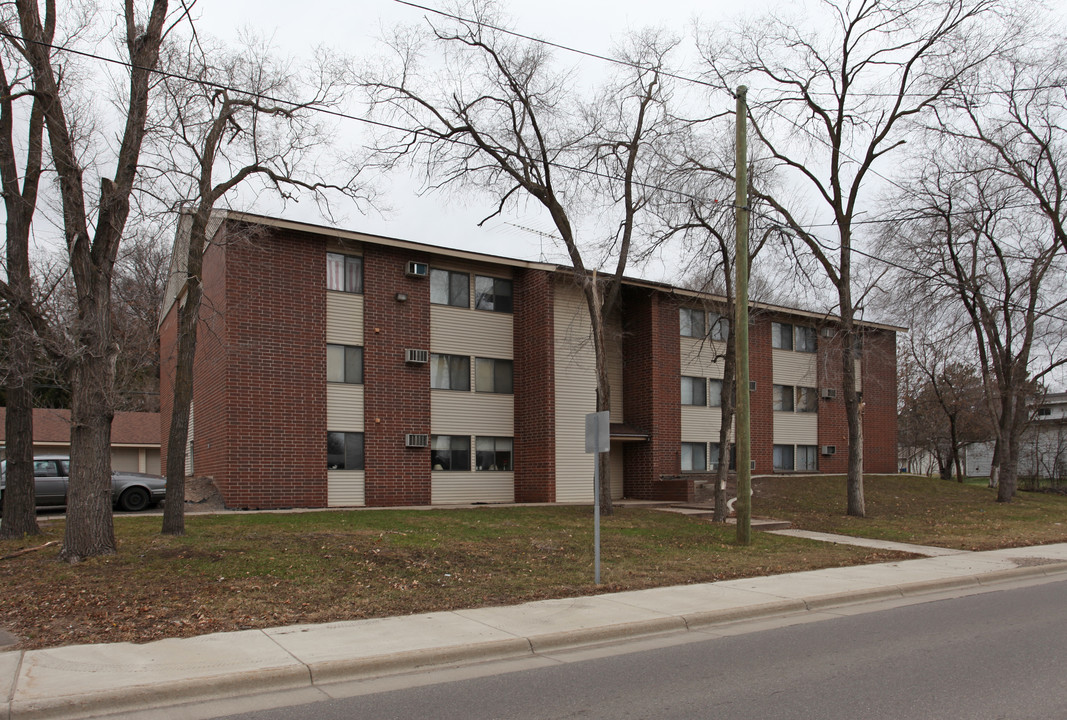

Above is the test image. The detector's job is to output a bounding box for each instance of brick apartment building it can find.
[159,211,900,509]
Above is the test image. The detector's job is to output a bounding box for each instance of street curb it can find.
[7,561,1067,720]
[9,661,311,720]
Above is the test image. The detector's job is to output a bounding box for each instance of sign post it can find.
[585,410,610,584]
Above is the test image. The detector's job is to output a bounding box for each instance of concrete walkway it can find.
[4,541,1067,720]
[767,529,972,557]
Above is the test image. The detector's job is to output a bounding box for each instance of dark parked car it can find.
[0,455,166,513]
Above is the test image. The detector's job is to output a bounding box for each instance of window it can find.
[326,253,363,293]
[327,431,364,470]
[709,379,724,408]
[796,386,818,413]
[474,276,513,313]
[797,445,818,471]
[327,344,363,384]
[773,445,795,471]
[680,307,705,338]
[431,435,470,471]
[681,376,707,406]
[709,313,730,341]
[476,437,513,471]
[681,442,707,472]
[430,354,471,390]
[475,357,513,393]
[771,322,793,350]
[430,268,469,307]
[852,333,864,357]
[795,326,817,353]
[773,384,795,412]
[1037,407,1052,417]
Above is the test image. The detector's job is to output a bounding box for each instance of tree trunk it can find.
[1,373,40,538]
[59,280,117,561]
[162,211,211,535]
[841,322,865,517]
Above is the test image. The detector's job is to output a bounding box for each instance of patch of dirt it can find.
[183,476,226,512]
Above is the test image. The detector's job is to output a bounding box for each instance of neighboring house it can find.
[961,393,1067,480]
[0,408,161,474]
[1019,392,1067,481]
[159,211,901,510]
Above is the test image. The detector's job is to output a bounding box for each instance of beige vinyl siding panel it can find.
[328,471,365,507]
[773,413,819,444]
[554,281,597,503]
[430,391,513,435]
[681,406,726,442]
[326,293,364,345]
[680,337,727,378]
[326,385,365,431]
[856,358,863,391]
[430,305,513,359]
[772,349,817,386]
[432,471,515,504]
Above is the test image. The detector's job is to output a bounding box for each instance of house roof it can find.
[0,408,160,447]
[161,209,907,333]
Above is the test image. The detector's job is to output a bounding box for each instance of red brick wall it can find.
[622,288,681,499]
[190,235,231,500]
[749,314,774,473]
[816,326,850,473]
[362,245,432,506]
[862,329,899,473]
[513,268,556,502]
[209,225,327,508]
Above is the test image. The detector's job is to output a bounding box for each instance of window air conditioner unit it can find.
[405,434,429,448]
[821,327,835,338]
[821,445,837,456]
[405,348,429,364]
[820,388,837,400]
[405,261,429,277]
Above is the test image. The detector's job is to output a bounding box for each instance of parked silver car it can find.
[0,455,166,513]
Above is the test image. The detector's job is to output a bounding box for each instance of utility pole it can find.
[734,86,752,545]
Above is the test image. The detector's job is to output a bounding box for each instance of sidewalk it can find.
[5,540,1067,720]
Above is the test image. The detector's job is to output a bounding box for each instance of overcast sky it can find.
[189,0,776,271]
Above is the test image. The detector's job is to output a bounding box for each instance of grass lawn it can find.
[3,475,1065,651]
[1,506,903,650]
[754,474,1067,550]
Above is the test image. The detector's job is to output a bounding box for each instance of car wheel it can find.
[118,487,151,512]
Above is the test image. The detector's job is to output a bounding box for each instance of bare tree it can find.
[0,6,51,537]
[363,6,677,514]
[111,230,169,412]
[701,0,998,516]
[3,0,176,560]
[143,33,365,535]
[886,136,1067,501]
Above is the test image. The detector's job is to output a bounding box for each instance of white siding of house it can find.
[554,281,597,502]
[432,470,515,504]
[326,384,365,430]
[681,406,725,442]
[773,413,819,445]
[326,293,364,345]
[856,358,863,392]
[430,305,513,359]
[680,336,728,445]
[328,471,365,506]
[680,337,727,378]
[430,392,513,435]
[772,349,817,386]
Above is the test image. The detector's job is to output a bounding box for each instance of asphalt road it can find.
[215,578,1067,720]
